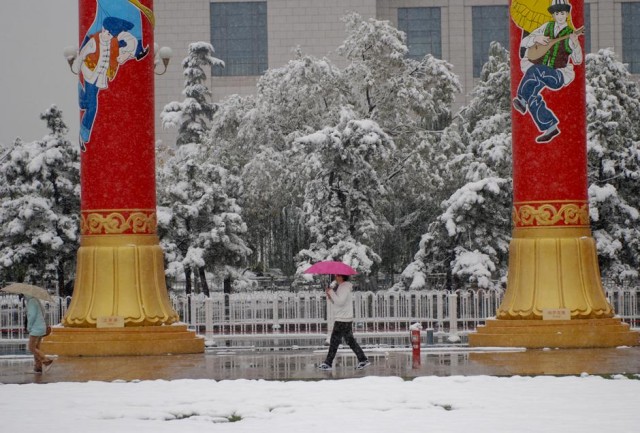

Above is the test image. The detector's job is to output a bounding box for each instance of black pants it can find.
[324,321,367,366]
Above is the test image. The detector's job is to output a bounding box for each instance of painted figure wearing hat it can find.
[512,0,583,143]
[77,0,154,149]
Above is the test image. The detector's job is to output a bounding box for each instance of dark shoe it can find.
[317,362,332,371]
[356,360,371,370]
[512,97,527,114]
[536,126,560,143]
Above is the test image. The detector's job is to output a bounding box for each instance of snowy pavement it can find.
[1,374,639,432]
[2,347,640,432]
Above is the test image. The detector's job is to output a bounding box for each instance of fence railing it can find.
[2,283,638,341]
[170,288,510,338]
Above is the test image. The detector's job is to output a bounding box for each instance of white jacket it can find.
[327,281,354,322]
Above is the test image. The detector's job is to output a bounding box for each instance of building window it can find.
[584,2,591,54]
[210,2,268,76]
[397,7,442,60]
[472,6,510,77]
[622,2,640,73]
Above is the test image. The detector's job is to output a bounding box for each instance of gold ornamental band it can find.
[80,234,161,247]
[81,209,157,235]
[513,200,589,227]
[512,226,592,239]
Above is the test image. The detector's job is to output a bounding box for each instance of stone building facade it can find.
[153,0,640,146]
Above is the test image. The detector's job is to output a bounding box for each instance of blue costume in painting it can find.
[84,0,152,61]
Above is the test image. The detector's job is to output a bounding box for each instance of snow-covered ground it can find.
[2,374,639,433]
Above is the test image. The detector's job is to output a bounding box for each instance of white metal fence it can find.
[2,284,637,341]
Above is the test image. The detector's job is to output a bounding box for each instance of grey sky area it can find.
[0,0,79,148]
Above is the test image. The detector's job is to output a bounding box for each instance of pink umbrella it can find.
[304,261,358,276]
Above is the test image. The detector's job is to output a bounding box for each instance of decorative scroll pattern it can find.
[513,202,589,227]
[81,210,157,235]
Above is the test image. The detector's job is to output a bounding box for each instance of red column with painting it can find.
[469,0,638,347]
[43,0,203,355]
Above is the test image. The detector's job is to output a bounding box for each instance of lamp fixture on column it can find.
[154,43,172,75]
[63,46,79,75]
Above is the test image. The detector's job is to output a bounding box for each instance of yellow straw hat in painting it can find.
[511,0,553,33]
[511,0,575,33]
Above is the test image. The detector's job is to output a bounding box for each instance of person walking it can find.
[25,295,53,374]
[318,275,370,370]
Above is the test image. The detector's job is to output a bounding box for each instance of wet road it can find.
[2,346,640,384]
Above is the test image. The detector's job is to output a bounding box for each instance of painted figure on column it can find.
[78,0,154,149]
[511,0,584,143]
[468,0,640,348]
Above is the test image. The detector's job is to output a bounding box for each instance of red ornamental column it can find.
[470,0,638,348]
[43,0,203,356]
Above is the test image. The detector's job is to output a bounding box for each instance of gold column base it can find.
[63,235,179,327]
[497,227,614,320]
[41,325,204,356]
[469,318,640,348]
[469,227,639,348]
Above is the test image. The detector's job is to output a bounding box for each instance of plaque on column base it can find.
[468,318,639,348]
[41,325,204,356]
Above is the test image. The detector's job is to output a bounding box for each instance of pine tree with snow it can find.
[158,42,250,295]
[0,106,80,294]
[161,42,224,146]
[293,109,395,275]
[157,143,251,295]
[397,42,513,291]
[586,49,640,281]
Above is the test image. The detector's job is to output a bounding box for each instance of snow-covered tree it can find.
[0,106,80,294]
[208,52,348,273]
[207,94,260,172]
[586,49,640,281]
[338,13,462,278]
[338,12,460,133]
[257,50,348,140]
[157,143,251,295]
[207,14,462,278]
[158,42,250,295]
[293,109,395,275]
[240,146,308,273]
[161,42,224,145]
[397,42,512,291]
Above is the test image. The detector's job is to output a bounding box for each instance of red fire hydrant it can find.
[410,323,422,368]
